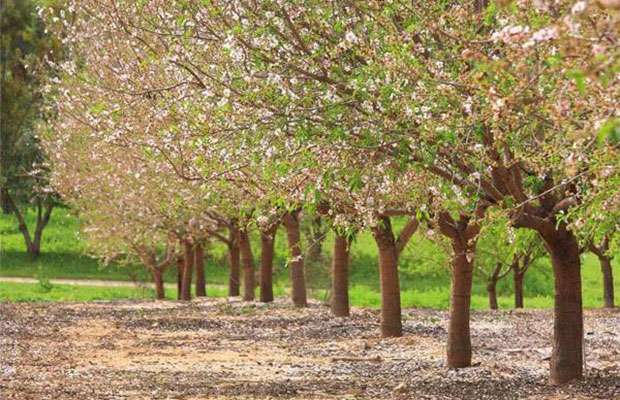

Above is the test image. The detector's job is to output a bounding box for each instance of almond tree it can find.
[255,211,281,303]
[304,146,423,333]
[45,0,257,301]
[44,115,185,299]
[72,0,314,306]
[50,0,619,384]
[59,0,420,316]
[475,219,544,309]
[185,1,617,383]
[42,3,227,301]
[174,0,480,360]
[588,235,616,308]
[329,229,352,317]
[579,197,618,309]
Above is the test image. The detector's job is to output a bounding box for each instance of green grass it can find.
[0,281,152,302]
[0,281,290,303]
[0,208,142,280]
[0,281,558,309]
[1,209,618,308]
[344,286,557,309]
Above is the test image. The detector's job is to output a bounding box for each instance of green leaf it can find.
[483,2,497,26]
[348,171,363,192]
[596,118,620,146]
[88,102,106,115]
[567,69,586,94]
[333,21,344,34]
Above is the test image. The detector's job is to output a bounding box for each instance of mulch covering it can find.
[1,298,618,399]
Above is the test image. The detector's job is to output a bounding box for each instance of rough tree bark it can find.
[239,228,255,301]
[30,200,51,256]
[371,218,402,337]
[0,188,11,214]
[152,269,165,300]
[259,224,278,303]
[194,242,206,297]
[438,211,482,369]
[180,240,194,301]
[599,257,615,309]
[487,280,498,310]
[283,210,307,307]
[227,225,241,297]
[370,216,418,337]
[514,270,525,309]
[176,256,183,300]
[331,234,350,317]
[449,246,474,368]
[541,228,583,385]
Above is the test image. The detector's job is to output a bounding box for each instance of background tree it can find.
[475,219,544,309]
[511,240,544,310]
[589,237,616,309]
[1,0,62,257]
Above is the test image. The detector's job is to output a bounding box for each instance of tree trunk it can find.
[228,229,241,297]
[26,201,52,259]
[239,228,255,301]
[438,212,478,369]
[151,269,165,300]
[195,243,206,297]
[176,257,183,300]
[180,241,194,301]
[27,242,41,258]
[331,234,350,317]
[514,271,524,309]
[259,227,277,303]
[598,256,615,309]
[487,279,498,310]
[283,211,307,307]
[545,234,583,385]
[0,188,11,214]
[17,219,34,257]
[7,193,35,256]
[372,218,402,338]
[447,246,474,368]
[31,213,45,257]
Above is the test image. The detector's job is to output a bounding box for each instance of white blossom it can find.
[571,1,588,14]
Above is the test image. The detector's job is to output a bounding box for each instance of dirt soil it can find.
[1,298,619,399]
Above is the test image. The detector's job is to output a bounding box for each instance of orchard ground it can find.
[1,298,619,399]
[1,209,618,309]
[1,208,620,400]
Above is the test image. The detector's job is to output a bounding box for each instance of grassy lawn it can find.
[1,209,618,308]
[0,281,553,309]
[0,281,153,302]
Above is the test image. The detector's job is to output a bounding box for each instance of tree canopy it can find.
[41,0,619,385]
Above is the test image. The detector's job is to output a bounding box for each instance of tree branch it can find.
[395,217,419,257]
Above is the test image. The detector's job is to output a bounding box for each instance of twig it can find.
[331,356,382,363]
